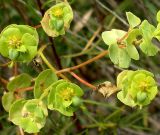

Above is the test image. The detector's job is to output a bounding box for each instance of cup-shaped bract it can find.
[48,80,84,116]
[117,70,158,108]
[41,2,73,37]
[9,99,48,133]
[0,24,39,62]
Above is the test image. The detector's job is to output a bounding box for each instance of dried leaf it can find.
[97,81,119,97]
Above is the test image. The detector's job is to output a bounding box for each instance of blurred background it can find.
[0,0,160,134]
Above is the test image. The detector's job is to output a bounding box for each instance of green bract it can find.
[34,69,58,99]
[0,24,39,62]
[102,11,160,68]
[157,10,160,22]
[2,73,32,112]
[7,73,32,92]
[2,92,16,112]
[126,12,141,28]
[102,29,131,68]
[117,70,158,108]
[48,80,84,116]
[9,99,48,133]
[41,2,73,37]
[139,20,159,56]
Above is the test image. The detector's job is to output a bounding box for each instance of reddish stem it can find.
[0,77,8,85]
[13,62,18,76]
[34,24,42,29]
[15,86,34,93]
[70,71,96,90]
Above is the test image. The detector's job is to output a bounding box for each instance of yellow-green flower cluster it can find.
[117,70,158,108]
[0,24,38,62]
[41,2,73,37]
[48,80,84,116]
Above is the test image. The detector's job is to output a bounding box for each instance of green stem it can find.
[39,52,69,81]
[82,99,119,109]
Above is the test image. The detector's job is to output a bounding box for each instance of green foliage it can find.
[156,10,160,22]
[125,29,140,60]
[117,70,158,108]
[139,20,159,56]
[41,2,73,37]
[48,80,84,116]
[9,99,48,133]
[102,29,126,45]
[102,29,131,68]
[126,12,141,28]
[0,24,39,62]
[109,44,131,68]
[34,69,58,99]
[2,92,16,112]
[102,11,160,68]
[2,73,32,112]
[2,70,84,133]
[7,73,32,92]
[1,1,160,134]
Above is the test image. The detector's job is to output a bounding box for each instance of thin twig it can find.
[15,86,34,93]
[36,0,62,70]
[36,0,45,15]
[70,71,96,90]
[56,50,109,74]
[13,62,18,76]
[82,25,102,51]
[38,46,96,90]
[96,0,129,26]
[34,24,42,29]
[49,37,62,69]
[0,77,8,85]
[39,52,69,81]
[0,61,11,67]
[18,127,24,135]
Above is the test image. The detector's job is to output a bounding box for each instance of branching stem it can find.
[56,50,109,74]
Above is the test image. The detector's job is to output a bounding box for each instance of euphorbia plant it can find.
[0,24,38,62]
[117,70,158,108]
[41,2,73,37]
[48,80,84,116]
[9,99,48,133]
[0,0,159,134]
[102,12,160,68]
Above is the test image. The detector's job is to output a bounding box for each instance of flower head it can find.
[48,80,84,116]
[117,70,158,107]
[9,99,47,133]
[0,24,39,62]
[41,2,73,37]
